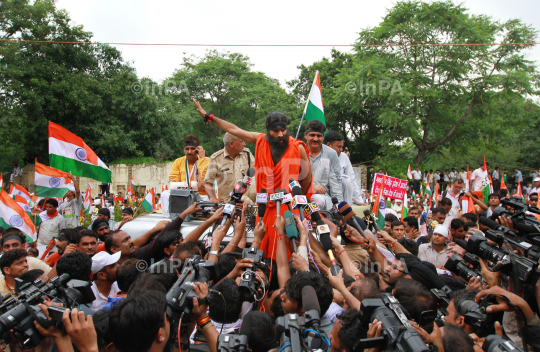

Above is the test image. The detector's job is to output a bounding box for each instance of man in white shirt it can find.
[459,167,468,183]
[471,161,489,192]
[530,178,540,195]
[91,251,121,310]
[37,199,63,256]
[449,168,458,183]
[492,167,500,192]
[324,132,363,204]
[411,166,422,194]
[57,172,83,230]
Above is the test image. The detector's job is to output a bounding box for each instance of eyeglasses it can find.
[389,263,407,274]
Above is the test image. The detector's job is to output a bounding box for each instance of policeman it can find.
[204,133,256,205]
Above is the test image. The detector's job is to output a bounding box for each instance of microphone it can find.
[478,216,517,238]
[301,286,321,331]
[515,222,540,234]
[238,312,253,352]
[243,167,256,186]
[338,201,366,238]
[284,210,299,252]
[256,188,268,225]
[271,188,284,217]
[220,200,236,228]
[363,209,381,233]
[315,215,340,276]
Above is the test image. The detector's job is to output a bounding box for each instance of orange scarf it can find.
[255,134,313,259]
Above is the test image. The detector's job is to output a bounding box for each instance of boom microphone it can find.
[338,201,366,238]
[363,209,381,233]
[479,216,517,237]
[301,286,321,331]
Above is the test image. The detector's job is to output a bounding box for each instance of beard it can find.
[268,131,290,161]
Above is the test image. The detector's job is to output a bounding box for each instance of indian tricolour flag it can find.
[82,188,92,215]
[401,193,408,221]
[407,164,413,179]
[35,160,73,197]
[10,184,31,202]
[302,71,325,124]
[48,121,111,182]
[0,191,37,242]
[142,188,155,212]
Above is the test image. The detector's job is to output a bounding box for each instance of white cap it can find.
[434,225,449,238]
[94,199,101,206]
[91,251,121,273]
[534,177,540,182]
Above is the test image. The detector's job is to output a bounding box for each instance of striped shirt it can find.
[418,243,450,267]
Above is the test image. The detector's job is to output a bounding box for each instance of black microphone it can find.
[243,167,256,185]
[479,216,517,237]
[301,286,321,331]
[238,312,253,352]
[515,222,540,234]
[316,219,340,276]
[257,188,268,225]
[363,209,381,233]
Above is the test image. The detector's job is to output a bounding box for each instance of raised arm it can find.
[193,99,259,144]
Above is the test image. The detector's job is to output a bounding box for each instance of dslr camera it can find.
[456,295,504,337]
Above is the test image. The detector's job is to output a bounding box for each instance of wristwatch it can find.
[209,250,219,256]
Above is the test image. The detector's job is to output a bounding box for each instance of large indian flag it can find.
[302,71,325,125]
[35,160,73,197]
[0,191,37,242]
[141,189,155,212]
[48,121,111,182]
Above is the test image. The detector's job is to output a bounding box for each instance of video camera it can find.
[459,235,540,285]
[357,293,430,352]
[483,334,525,352]
[491,197,540,235]
[166,255,217,325]
[430,286,452,327]
[0,274,94,348]
[276,286,328,352]
[456,295,504,338]
[239,247,266,303]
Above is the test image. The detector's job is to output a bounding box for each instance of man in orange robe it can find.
[193,99,313,259]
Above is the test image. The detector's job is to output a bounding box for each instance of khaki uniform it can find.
[204,147,256,204]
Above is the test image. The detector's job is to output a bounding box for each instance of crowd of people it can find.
[0,101,538,352]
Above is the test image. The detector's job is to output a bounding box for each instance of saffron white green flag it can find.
[34,160,73,197]
[407,165,413,179]
[0,191,37,242]
[302,71,325,125]
[49,121,111,182]
[142,189,155,212]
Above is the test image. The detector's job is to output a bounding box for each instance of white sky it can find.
[55,0,540,88]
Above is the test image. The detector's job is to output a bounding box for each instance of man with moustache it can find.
[304,120,342,210]
[192,99,313,259]
[169,134,210,201]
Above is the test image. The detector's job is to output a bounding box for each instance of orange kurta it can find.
[254,134,313,259]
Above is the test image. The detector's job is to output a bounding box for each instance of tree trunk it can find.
[415,148,426,166]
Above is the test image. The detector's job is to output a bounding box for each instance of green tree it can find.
[163,50,299,156]
[334,0,540,166]
[287,49,387,164]
[0,0,175,171]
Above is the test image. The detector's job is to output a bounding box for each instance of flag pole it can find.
[295,70,319,140]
